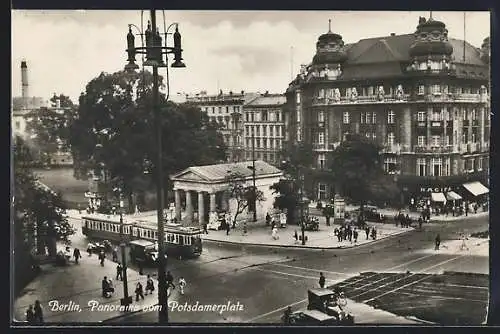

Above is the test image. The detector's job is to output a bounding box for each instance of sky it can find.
[11,10,490,104]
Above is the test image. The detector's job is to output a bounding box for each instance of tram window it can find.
[99,222,103,230]
[154,232,158,239]
[179,236,184,246]
[175,235,179,244]
[147,230,151,238]
[191,236,196,245]
[136,228,140,237]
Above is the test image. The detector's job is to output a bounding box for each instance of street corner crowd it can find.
[20,244,188,325]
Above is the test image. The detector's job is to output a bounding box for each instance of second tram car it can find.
[82,214,203,258]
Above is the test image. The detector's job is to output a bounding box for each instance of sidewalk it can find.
[201,223,412,249]
[13,248,169,323]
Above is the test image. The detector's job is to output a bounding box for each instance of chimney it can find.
[241,90,244,95]
[390,33,396,36]
[21,60,29,103]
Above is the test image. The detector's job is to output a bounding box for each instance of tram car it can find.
[81,214,203,258]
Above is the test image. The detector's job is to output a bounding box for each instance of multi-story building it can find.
[243,93,286,166]
[285,15,490,206]
[185,90,259,162]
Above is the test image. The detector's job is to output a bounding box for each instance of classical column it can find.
[198,191,205,226]
[221,191,229,211]
[209,193,217,213]
[185,190,193,223]
[174,189,181,220]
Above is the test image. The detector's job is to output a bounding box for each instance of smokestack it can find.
[21,60,29,103]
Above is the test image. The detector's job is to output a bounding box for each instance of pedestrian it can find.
[226,222,230,236]
[294,230,298,243]
[135,282,145,301]
[435,234,441,250]
[465,204,469,217]
[145,274,155,295]
[353,228,358,243]
[26,305,35,324]
[178,276,187,295]
[138,260,144,275]
[266,213,271,226]
[282,306,292,325]
[418,217,423,230]
[98,251,105,266]
[474,203,478,214]
[365,226,370,240]
[112,247,118,262]
[33,300,43,324]
[73,248,81,264]
[272,227,279,240]
[371,227,376,240]
[166,271,176,296]
[203,223,208,234]
[87,244,92,256]
[102,276,112,297]
[406,214,411,228]
[319,272,326,288]
[116,263,123,281]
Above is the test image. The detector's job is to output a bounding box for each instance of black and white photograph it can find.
[11,9,490,325]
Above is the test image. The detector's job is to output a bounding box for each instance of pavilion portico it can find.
[171,161,283,226]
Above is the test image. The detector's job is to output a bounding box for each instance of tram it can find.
[81,214,202,258]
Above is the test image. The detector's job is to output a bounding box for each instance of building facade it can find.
[285,16,490,206]
[185,91,259,162]
[243,93,286,166]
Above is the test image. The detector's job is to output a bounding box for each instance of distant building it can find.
[243,93,287,166]
[285,16,490,206]
[185,90,259,162]
[11,60,73,166]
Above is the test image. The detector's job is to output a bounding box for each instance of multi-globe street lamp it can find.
[114,183,132,307]
[124,9,186,324]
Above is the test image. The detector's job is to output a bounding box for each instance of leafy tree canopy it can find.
[225,171,264,224]
[69,70,227,202]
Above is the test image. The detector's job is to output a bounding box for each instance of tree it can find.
[270,142,314,225]
[225,171,264,226]
[13,136,75,264]
[69,70,227,210]
[329,134,396,211]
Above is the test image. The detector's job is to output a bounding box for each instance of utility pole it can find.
[251,133,257,222]
[299,167,305,245]
[119,189,131,308]
[150,10,168,324]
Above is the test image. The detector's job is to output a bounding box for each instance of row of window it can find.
[313,85,485,99]
[245,125,284,137]
[245,138,283,150]
[202,105,241,114]
[340,108,486,125]
[85,220,199,245]
[245,151,279,164]
[245,110,282,122]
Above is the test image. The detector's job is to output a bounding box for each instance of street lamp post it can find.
[251,133,257,222]
[299,167,305,245]
[125,9,186,324]
[118,188,132,307]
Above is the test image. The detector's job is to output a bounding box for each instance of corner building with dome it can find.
[284,15,490,208]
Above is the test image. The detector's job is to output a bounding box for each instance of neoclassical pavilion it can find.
[171,160,283,226]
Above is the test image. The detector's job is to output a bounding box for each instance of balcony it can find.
[462,120,469,127]
[472,120,480,127]
[416,121,427,127]
[382,143,401,154]
[313,143,328,151]
[452,93,483,103]
[413,145,456,154]
[430,120,443,128]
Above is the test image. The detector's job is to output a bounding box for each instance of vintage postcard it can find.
[11,10,490,325]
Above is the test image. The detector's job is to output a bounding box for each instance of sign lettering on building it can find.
[419,186,453,193]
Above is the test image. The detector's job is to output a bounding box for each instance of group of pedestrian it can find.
[333,225,358,243]
[25,300,43,324]
[395,212,413,228]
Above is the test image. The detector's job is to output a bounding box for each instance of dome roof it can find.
[409,17,453,57]
[313,51,348,64]
[312,22,348,65]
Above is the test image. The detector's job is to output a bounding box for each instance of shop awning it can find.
[463,182,489,197]
[431,192,447,202]
[445,191,462,201]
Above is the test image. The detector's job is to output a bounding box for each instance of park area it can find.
[34,168,88,209]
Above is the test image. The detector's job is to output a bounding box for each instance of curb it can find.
[100,306,150,323]
[201,229,414,250]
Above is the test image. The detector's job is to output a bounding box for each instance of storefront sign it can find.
[419,186,453,193]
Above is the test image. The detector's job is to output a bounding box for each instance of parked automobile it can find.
[286,309,341,325]
[128,239,167,266]
[302,217,320,231]
[307,288,354,325]
[351,205,386,223]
